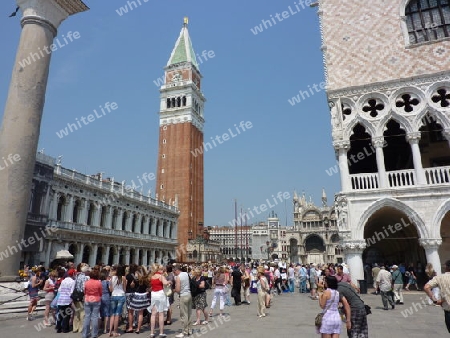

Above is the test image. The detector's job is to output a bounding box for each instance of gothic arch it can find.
[414,107,450,131]
[377,112,413,137]
[344,116,376,140]
[431,198,450,238]
[356,197,429,238]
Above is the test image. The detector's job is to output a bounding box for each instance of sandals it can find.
[192,322,201,326]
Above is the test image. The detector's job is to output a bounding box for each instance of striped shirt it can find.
[427,272,450,311]
[57,277,75,306]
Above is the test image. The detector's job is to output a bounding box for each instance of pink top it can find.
[150,273,163,292]
[84,279,102,303]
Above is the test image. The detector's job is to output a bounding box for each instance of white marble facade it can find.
[318,0,450,280]
[24,153,179,268]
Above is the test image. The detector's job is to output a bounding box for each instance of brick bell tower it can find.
[156,18,205,262]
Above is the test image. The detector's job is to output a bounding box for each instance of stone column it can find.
[142,249,148,267]
[115,209,123,230]
[65,195,74,222]
[135,214,142,233]
[50,191,58,219]
[89,243,98,266]
[124,247,131,265]
[150,217,156,235]
[373,137,388,188]
[41,185,51,215]
[113,247,120,265]
[105,206,112,229]
[102,246,110,266]
[44,239,52,267]
[143,217,150,235]
[407,132,426,185]
[76,243,85,264]
[0,0,88,279]
[80,200,88,225]
[420,239,443,275]
[333,141,351,192]
[150,249,156,264]
[125,212,132,232]
[172,222,178,239]
[135,249,140,265]
[342,240,366,282]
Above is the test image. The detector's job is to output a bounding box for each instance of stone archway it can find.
[439,211,450,273]
[304,234,325,264]
[362,206,426,268]
[82,245,91,264]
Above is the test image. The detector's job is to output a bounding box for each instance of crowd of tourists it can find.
[23,259,450,337]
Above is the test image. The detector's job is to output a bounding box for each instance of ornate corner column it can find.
[0,0,88,281]
[407,132,426,185]
[333,141,351,192]
[341,240,366,282]
[373,137,388,188]
[419,238,443,275]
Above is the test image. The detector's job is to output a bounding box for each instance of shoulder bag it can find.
[315,290,337,328]
[71,275,84,302]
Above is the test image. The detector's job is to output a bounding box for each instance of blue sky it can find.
[0,0,340,227]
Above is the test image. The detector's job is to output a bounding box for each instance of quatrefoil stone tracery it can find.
[396,93,420,113]
[431,88,450,108]
[362,98,385,118]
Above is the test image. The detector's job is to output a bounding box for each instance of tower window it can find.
[167,98,171,108]
[406,0,450,44]
[163,139,166,144]
[182,96,187,106]
[177,97,181,107]
[161,169,165,173]
[162,154,166,158]
[163,126,167,130]
[171,98,176,107]
[160,184,164,189]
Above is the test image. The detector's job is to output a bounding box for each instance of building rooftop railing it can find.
[54,165,178,213]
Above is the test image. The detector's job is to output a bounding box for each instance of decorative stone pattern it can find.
[318,0,450,91]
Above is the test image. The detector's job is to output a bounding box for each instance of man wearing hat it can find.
[391,265,404,305]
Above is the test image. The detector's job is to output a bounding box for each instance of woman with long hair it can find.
[165,265,175,325]
[43,270,57,326]
[125,264,138,333]
[27,266,45,321]
[109,265,126,337]
[317,276,351,338]
[425,263,440,305]
[148,264,171,338]
[192,268,209,325]
[209,266,229,317]
[128,266,150,334]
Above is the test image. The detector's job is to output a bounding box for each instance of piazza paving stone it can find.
[0,290,448,337]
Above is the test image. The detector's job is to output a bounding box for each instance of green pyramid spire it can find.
[167,17,199,69]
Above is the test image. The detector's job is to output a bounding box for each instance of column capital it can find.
[341,240,366,253]
[406,132,422,143]
[372,137,386,149]
[18,0,89,36]
[333,140,350,151]
[419,238,442,250]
